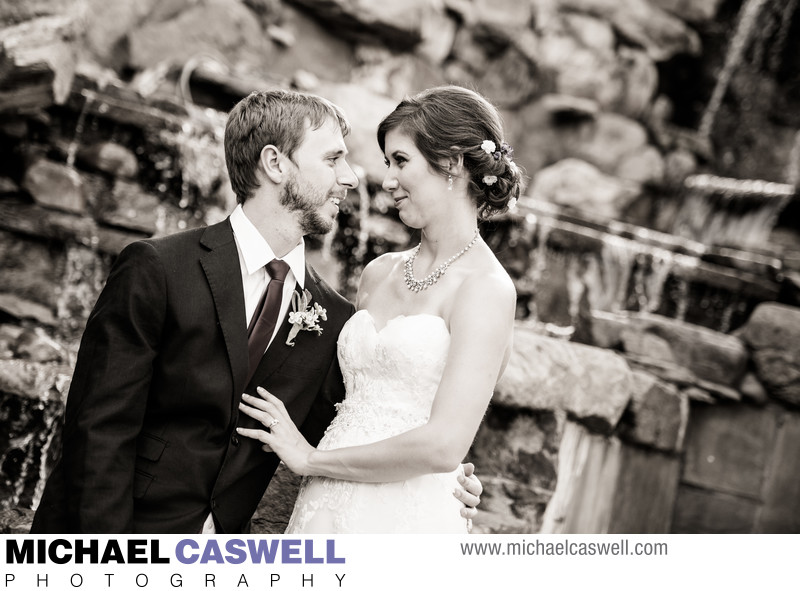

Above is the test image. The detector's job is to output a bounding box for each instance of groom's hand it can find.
[454,462,482,519]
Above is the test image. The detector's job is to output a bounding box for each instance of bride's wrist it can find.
[304,449,322,477]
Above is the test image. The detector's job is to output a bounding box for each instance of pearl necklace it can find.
[404,230,480,292]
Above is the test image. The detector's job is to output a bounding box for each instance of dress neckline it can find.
[355,308,448,335]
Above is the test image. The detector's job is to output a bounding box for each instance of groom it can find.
[31,90,480,533]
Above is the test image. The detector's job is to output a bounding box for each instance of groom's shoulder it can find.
[306,265,354,313]
[124,219,228,256]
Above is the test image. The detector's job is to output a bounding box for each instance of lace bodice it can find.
[285,309,467,533]
[326,309,450,447]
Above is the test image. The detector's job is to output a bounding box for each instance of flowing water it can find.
[698,0,771,140]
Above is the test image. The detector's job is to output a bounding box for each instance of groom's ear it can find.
[259,145,284,183]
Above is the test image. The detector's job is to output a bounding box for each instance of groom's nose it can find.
[337,160,358,189]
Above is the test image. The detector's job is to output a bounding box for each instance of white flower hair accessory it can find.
[481,140,497,155]
[286,289,326,346]
[480,140,514,161]
[482,175,498,185]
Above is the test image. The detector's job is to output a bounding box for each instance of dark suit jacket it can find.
[30,219,353,533]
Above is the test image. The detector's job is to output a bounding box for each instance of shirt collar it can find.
[229,204,306,288]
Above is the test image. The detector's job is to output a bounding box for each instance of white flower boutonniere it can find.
[286,289,327,347]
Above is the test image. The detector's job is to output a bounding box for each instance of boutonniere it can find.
[286,289,327,346]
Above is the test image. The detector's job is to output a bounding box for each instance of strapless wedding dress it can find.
[285,309,467,533]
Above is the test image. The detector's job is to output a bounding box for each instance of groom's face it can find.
[282,119,358,235]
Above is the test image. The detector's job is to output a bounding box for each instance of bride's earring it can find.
[447,175,453,191]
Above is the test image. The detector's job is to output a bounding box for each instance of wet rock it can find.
[663,147,698,188]
[0,231,64,317]
[22,158,86,214]
[537,16,622,109]
[454,0,534,30]
[0,359,70,513]
[98,179,201,236]
[0,118,28,138]
[251,463,300,534]
[541,93,600,119]
[351,47,446,102]
[79,0,162,68]
[739,303,800,407]
[618,370,688,452]
[0,0,75,25]
[740,371,769,405]
[0,15,79,110]
[0,177,19,194]
[258,4,356,83]
[287,0,434,50]
[572,112,650,174]
[496,325,633,433]
[616,144,665,184]
[614,46,658,118]
[449,27,492,77]
[0,506,34,533]
[650,0,724,23]
[530,158,641,220]
[475,46,543,109]
[509,99,579,177]
[0,293,56,326]
[14,327,67,363]
[470,408,563,532]
[620,313,748,387]
[125,0,272,73]
[417,8,457,65]
[556,0,701,61]
[77,141,139,179]
[0,198,138,256]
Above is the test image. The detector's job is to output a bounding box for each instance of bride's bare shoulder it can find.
[362,250,410,283]
[356,250,410,305]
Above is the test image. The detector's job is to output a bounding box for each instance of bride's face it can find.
[381,129,450,229]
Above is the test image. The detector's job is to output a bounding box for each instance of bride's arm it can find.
[237,271,516,483]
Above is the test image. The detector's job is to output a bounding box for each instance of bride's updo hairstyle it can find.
[377,85,522,218]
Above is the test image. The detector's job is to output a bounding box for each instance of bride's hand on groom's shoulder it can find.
[237,387,316,475]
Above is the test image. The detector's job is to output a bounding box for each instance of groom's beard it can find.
[280,174,335,236]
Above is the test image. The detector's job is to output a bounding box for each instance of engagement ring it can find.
[267,419,279,428]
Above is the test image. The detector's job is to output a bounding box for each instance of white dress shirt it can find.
[202,204,307,534]
[230,204,307,346]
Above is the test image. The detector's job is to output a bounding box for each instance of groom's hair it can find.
[225,89,351,204]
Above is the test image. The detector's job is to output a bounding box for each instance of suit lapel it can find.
[248,264,325,389]
[199,220,249,396]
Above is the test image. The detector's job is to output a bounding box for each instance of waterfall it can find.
[768,0,799,74]
[698,0,770,140]
[785,129,800,187]
[65,89,96,168]
[674,174,794,249]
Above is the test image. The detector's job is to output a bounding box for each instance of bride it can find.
[238,86,521,533]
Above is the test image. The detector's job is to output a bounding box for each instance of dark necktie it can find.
[246,259,290,384]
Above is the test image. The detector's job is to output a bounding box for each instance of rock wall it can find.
[1,0,800,533]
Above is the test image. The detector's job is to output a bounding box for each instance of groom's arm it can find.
[60,241,166,532]
[297,356,346,446]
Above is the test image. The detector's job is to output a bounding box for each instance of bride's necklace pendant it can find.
[403,230,480,293]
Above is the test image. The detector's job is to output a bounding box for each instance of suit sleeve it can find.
[298,301,353,446]
[299,356,346,447]
[61,240,167,532]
